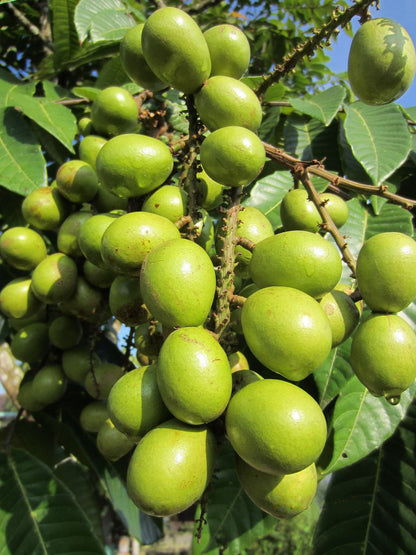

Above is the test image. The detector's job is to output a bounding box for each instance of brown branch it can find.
[236,236,256,252]
[8,2,53,55]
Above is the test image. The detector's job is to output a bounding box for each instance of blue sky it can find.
[325,0,416,107]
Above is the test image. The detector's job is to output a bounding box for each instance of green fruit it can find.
[56,159,98,203]
[195,76,262,132]
[348,18,416,105]
[21,187,70,231]
[31,253,78,304]
[241,286,332,381]
[91,185,128,213]
[48,315,83,350]
[142,7,211,94]
[127,418,216,516]
[200,126,265,188]
[84,362,124,400]
[62,346,100,384]
[157,327,232,425]
[225,379,327,475]
[109,275,147,325]
[8,304,47,331]
[96,133,174,198]
[101,211,180,276]
[17,379,45,412]
[140,238,216,328]
[350,313,416,404]
[11,322,49,363]
[249,231,342,298]
[0,277,42,319]
[107,364,170,441]
[78,116,93,136]
[0,227,47,271]
[120,23,167,91]
[234,206,274,268]
[196,168,224,210]
[204,24,250,79]
[57,210,93,258]
[142,185,188,222]
[96,418,136,461]
[80,401,109,433]
[79,135,107,170]
[193,208,215,254]
[229,351,250,373]
[134,322,163,357]
[319,289,360,347]
[83,260,115,289]
[79,211,122,267]
[356,232,416,313]
[90,86,139,136]
[32,364,67,405]
[232,369,263,395]
[236,457,317,519]
[60,276,109,323]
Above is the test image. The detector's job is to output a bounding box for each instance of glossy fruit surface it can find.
[196,169,224,210]
[200,126,265,187]
[226,379,327,475]
[91,86,139,136]
[84,362,124,400]
[56,159,98,203]
[62,346,100,384]
[57,210,93,258]
[96,133,173,198]
[234,206,274,267]
[356,232,416,313]
[48,315,83,350]
[32,364,67,405]
[109,275,147,325]
[21,187,70,231]
[142,7,211,93]
[249,230,342,298]
[31,253,78,304]
[78,135,107,170]
[348,18,416,105]
[195,76,262,132]
[80,401,109,433]
[126,418,216,516]
[241,286,332,381]
[96,419,136,461]
[0,227,47,271]
[92,185,128,213]
[0,277,42,319]
[350,313,416,403]
[319,289,360,347]
[79,211,122,267]
[142,185,188,222]
[10,322,49,363]
[204,24,250,79]
[157,327,232,424]
[140,238,216,328]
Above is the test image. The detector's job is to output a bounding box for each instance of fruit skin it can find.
[17,379,45,412]
[142,7,211,94]
[204,24,250,79]
[356,232,416,313]
[157,327,232,425]
[32,364,67,405]
[79,211,122,267]
[80,401,109,433]
[233,206,274,269]
[83,260,115,289]
[107,365,170,441]
[108,275,147,326]
[0,277,42,319]
[84,362,124,400]
[236,457,317,519]
[249,230,342,299]
[60,276,109,323]
[31,253,78,305]
[241,286,332,381]
[195,76,262,132]
[140,238,216,328]
[200,126,265,188]
[196,169,224,210]
[350,313,416,402]
[0,227,47,271]
[79,135,107,170]
[96,418,136,461]
[48,315,83,350]
[62,346,100,384]
[56,159,98,203]
[226,379,327,475]
[21,187,70,231]
[11,322,50,363]
[348,18,416,105]
[134,323,163,357]
[142,185,188,222]
[90,86,139,136]
[319,289,360,347]
[96,133,173,198]
[126,418,217,516]
[57,210,93,258]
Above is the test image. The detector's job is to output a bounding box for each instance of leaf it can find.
[95,55,130,89]
[314,398,416,554]
[192,442,276,555]
[74,0,126,43]
[72,86,101,100]
[90,9,135,43]
[344,101,412,185]
[0,447,105,554]
[258,106,281,143]
[0,107,46,195]
[289,85,346,126]
[52,0,80,68]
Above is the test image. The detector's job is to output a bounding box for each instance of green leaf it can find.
[72,86,101,100]
[289,85,346,126]
[344,101,412,185]
[74,0,127,42]
[314,399,416,554]
[258,106,281,143]
[192,442,276,555]
[95,55,130,89]
[0,108,46,195]
[90,9,135,43]
[0,447,105,554]
[52,0,80,68]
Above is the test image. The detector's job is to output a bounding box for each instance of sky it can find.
[325,0,416,107]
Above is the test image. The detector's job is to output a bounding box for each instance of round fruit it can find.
[0,277,42,319]
[90,86,139,136]
[109,275,147,326]
[157,327,232,425]
[200,126,265,187]
[356,232,416,313]
[101,211,180,276]
[319,289,360,347]
[142,185,188,222]
[350,313,416,403]
[79,211,122,267]
[21,186,70,231]
[96,133,173,198]
[31,253,78,304]
[241,286,332,381]
[32,364,67,405]
[84,362,124,400]
[8,304,47,331]
[348,18,416,105]
[236,457,317,519]
[0,227,47,271]
[140,238,216,328]
[57,210,93,258]
[48,315,83,350]
[10,322,49,363]
[195,76,262,132]
[204,24,250,79]
[96,418,136,461]
[120,23,167,91]
[225,379,327,475]
[62,346,100,384]
[234,206,274,268]
[78,116,93,136]
[17,379,45,412]
[78,135,107,170]
[126,418,216,516]
[83,260,115,289]
[107,364,170,441]
[56,159,98,203]
[91,185,128,213]
[249,230,342,298]
[60,276,109,323]
[196,168,225,210]
[232,369,263,395]
[141,7,211,94]
[80,401,109,433]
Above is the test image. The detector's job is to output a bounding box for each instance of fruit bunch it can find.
[1,6,416,526]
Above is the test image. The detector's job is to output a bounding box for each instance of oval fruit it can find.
[204,24,250,79]
[62,346,100,384]
[241,286,332,381]
[48,315,83,350]
[79,211,122,267]
[109,275,147,325]
[142,185,188,222]
[126,419,216,516]
[84,362,124,400]
[57,210,93,258]
[83,260,115,289]
[90,86,139,136]
[60,276,109,323]
[21,187,70,231]
[10,322,49,363]
[225,379,327,475]
[56,159,98,203]
[234,206,274,268]
[96,419,136,461]
[348,18,416,105]
[17,379,45,412]
[32,364,67,405]
[319,289,360,347]
[142,7,211,93]
[78,135,107,170]
[196,168,224,210]
[80,401,109,433]
[0,277,42,319]
[0,227,47,271]
[31,253,78,304]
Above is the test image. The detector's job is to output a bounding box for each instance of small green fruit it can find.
[0,277,42,319]
[91,86,139,136]
[84,362,124,400]
[11,322,49,363]
[196,169,224,210]
[62,346,100,384]
[60,276,109,323]
[0,227,47,271]
[48,315,83,350]
[91,185,128,213]
[80,401,109,433]
[96,418,136,461]
[79,135,107,170]
[17,379,45,412]
[204,24,250,79]
[32,364,67,405]
[79,211,122,267]
[57,210,93,258]
[142,185,188,222]
[319,289,360,347]
[234,206,274,268]
[56,160,98,203]
[83,260,115,289]
[109,275,147,326]
[31,253,78,304]
[232,369,262,395]
[21,187,70,231]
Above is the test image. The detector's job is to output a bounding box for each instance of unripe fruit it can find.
[109,275,147,326]
[90,86,139,136]
[78,135,107,170]
[62,346,100,384]
[0,277,42,319]
[56,160,98,203]
[225,379,327,475]
[79,211,122,267]
[142,185,188,222]
[228,350,250,373]
[60,276,109,323]
[142,7,211,93]
[11,322,49,363]
[232,369,263,395]
[204,24,250,79]
[134,323,163,357]
[31,253,78,304]
[48,315,83,350]
[96,419,136,461]
[21,187,70,231]
[17,379,45,412]
[57,210,93,258]
[83,260,115,289]
[84,362,124,400]
[80,401,109,433]
[0,227,47,271]
[91,185,128,213]
[196,169,224,210]
[8,304,47,331]
[319,289,360,347]
[32,364,67,405]
[78,116,93,136]
[234,206,274,268]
